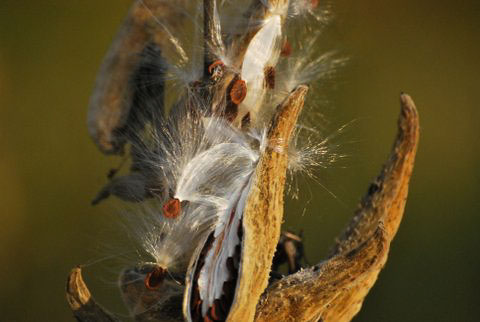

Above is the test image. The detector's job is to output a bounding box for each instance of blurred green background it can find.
[1,1,479,321]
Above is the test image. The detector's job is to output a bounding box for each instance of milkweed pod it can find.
[183,86,308,322]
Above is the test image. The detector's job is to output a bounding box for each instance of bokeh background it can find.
[1,1,479,321]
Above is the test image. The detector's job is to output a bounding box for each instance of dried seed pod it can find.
[67,94,420,322]
[87,1,189,154]
[255,94,420,322]
[264,66,276,89]
[184,86,308,322]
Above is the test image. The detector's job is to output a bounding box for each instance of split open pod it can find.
[67,1,419,321]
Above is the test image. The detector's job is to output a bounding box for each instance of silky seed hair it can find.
[128,0,340,263]
[125,111,266,267]
[115,113,266,317]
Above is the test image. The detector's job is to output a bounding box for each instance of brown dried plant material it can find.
[181,85,308,322]
[264,66,276,90]
[71,0,420,320]
[88,0,188,154]
[229,79,248,105]
[67,94,419,322]
[256,226,388,322]
[254,93,420,322]
[320,94,419,321]
[225,85,308,321]
[66,267,119,322]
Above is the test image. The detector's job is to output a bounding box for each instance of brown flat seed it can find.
[230,79,247,105]
[264,66,276,89]
[163,198,181,218]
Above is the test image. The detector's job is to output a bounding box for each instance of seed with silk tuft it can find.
[230,79,247,105]
[163,198,181,218]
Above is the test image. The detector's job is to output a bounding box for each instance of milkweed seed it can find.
[163,198,181,218]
